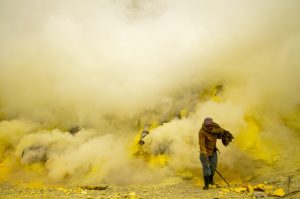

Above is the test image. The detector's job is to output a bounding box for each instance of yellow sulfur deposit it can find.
[253,183,265,191]
[129,192,138,199]
[149,154,169,168]
[264,185,274,190]
[221,184,286,198]
[25,181,45,189]
[231,187,247,193]
[24,162,46,175]
[282,110,300,132]
[0,156,17,180]
[179,109,188,118]
[220,188,230,192]
[272,188,285,197]
[149,120,160,130]
[199,84,224,102]
[131,121,170,168]
[235,116,279,164]
[246,184,254,193]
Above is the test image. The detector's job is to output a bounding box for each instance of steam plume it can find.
[0,0,300,184]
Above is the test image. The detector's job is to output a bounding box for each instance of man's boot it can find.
[203,176,209,190]
[209,175,214,185]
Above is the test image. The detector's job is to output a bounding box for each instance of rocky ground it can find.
[1,172,299,199]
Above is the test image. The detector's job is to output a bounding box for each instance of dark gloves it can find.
[222,131,234,146]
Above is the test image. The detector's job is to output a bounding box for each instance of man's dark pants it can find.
[199,151,218,177]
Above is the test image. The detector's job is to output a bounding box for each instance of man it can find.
[198,117,233,190]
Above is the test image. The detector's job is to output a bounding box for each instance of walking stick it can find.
[202,153,230,186]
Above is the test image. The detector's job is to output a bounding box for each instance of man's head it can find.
[204,117,214,130]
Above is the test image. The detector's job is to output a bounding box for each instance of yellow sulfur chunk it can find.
[253,183,265,191]
[272,189,285,197]
[247,184,254,193]
[129,192,138,199]
[220,188,230,192]
[264,185,273,190]
[231,187,247,193]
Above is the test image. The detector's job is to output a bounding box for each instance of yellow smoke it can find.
[236,116,279,164]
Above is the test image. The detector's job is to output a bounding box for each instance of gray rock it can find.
[253,191,267,198]
[21,145,47,164]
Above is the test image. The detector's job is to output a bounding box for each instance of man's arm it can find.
[199,130,207,155]
[212,123,234,146]
[212,123,229,139]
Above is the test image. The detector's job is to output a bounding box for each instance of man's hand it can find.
[222,131,234,146]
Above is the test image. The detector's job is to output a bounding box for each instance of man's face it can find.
[206,124,213,130]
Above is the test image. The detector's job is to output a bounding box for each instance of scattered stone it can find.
[80,185,108,190]
[272,188,285,197]
[69,126,80,135]
[253,184,265,191]
[129,192,138,199]
[264,185,273,190]
[220,188,230,192]
[210,185,217,189]
[217,183,286,198]
[231,187,247,193]
[247,184,254,193]
[253,191,267,198]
